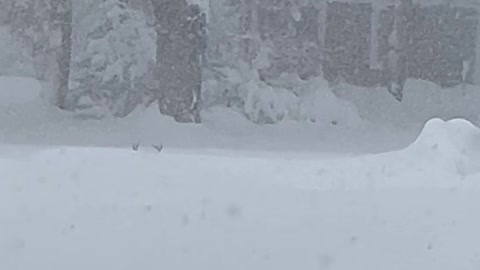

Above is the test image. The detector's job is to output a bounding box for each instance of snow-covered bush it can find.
[203,68,361,126]
[203,0,359,125]
[70,0,155,117]
[0,0,73,108]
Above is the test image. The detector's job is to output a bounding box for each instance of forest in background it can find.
[0,0,479,124]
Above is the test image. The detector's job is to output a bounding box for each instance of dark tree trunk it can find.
[56,0,73,110]
[151,0,206,123]
[388,0,415,101]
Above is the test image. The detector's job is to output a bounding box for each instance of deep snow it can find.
[1,118,480,270]
[1,76,480,269]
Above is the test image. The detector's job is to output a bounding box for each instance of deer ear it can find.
[152,145,163,153]
[132,143,140,151]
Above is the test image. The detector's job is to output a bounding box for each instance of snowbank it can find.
[406,118,480,177]
[1,118,480,269]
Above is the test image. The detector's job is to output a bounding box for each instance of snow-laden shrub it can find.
[202,68,362,126]
[70,0,156,118]
[295,77,362,127]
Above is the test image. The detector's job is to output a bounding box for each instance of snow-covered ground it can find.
[0,76,419,154]
[2,118,480,270]
[1,76,480,269]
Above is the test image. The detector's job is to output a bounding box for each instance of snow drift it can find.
[407,118,480,178]
[1,118,480,270]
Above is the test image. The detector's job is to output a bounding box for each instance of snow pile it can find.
[292,118,480,190]
[406,118,480,177]
[203,71,362,127]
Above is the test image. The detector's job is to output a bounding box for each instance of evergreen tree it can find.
[69,0,155,117]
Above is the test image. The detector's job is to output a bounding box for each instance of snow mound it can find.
[0,76,42,106]
[204,70,362,127]
[408,118,480,177]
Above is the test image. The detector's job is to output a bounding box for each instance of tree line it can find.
[0,0,478,123]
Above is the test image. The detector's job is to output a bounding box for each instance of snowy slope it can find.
[1,118,480,270]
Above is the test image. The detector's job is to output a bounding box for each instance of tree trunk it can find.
[474,6,480,85]
[56,0,73,110]
[388,0,414,101]
[151,0,206,123]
